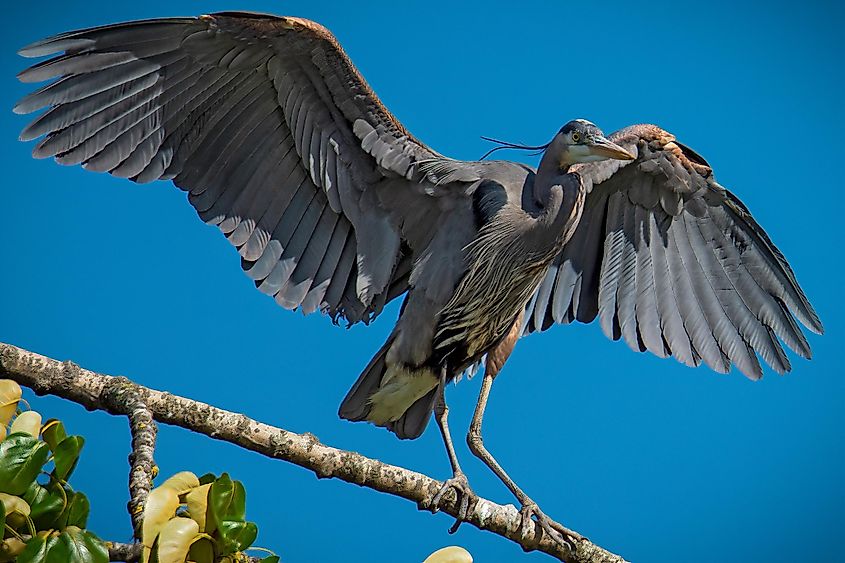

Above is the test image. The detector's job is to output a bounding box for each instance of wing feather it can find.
[665,215,729,372]
[598,192,629,341]
[531,263,557,331]
[699,207,791,371]
[615,198,642,351]
[680,210,762,377]
[301,219,351,315]
[649,212,699,367]
[279,207,341,309]
[633,204,666,357]
[525,124,821,378]
[16,12,469,324]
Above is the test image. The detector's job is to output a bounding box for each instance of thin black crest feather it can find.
[479,136,550,161]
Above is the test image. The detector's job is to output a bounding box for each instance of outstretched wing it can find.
[523,124,823,379]
[15,12,459,324]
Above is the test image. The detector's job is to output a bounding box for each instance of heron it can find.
[15,11,822,549]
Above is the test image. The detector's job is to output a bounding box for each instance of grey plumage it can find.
[16,11,821,458]
[523,125,823,381]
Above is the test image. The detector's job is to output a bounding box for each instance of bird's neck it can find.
[531,150,583,250]
[536,144,568,185]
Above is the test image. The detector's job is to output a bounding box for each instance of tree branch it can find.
[0,342,628,563]
[106,541,141,562]
[109,385,157,539]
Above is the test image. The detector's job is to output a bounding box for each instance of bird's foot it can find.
[429,470,477,533]
[518,498,582,553]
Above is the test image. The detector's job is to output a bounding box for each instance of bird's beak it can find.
[588,136,636,161]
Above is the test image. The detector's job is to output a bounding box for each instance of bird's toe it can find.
[428,470,477,533]
[518,499,581,554]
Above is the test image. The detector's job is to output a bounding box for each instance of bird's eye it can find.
[571,131,581,143]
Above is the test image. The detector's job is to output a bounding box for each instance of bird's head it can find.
[551,119,635,167]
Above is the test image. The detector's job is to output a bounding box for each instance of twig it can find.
[0,342,628,563]
[101,381,158,539]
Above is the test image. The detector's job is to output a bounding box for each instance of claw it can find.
[429,471,477,533]
[518,499,581,553]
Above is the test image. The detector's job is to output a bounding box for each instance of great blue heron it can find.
[15,11,822,549]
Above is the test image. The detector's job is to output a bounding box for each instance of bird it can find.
[14,10,823,549]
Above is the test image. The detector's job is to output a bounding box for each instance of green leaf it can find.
[40,421,66,453]
[159,471,199,496]
[61,492,90,529]
[197,473,216,486]
[423,546,473,563]
[45,527,107,563]
[0,498,6,536]
[185,484,211,532]
[228,480,246,522]
[142,486,179,563]
[52,436,84,482]
[24,483,65,529]
[18,534,52,563]
[156,517,199,563]
[258,557,280,563]
[0,492,32,531]
[9,412,42,439]
[187,538,215,563]
[43,535,69,563]
[0,434,50,495]
[0,537,28,561]
[0,380,22,428]
[217,520,257,554]
[209,475,246,521]
[208,474,234,527]
[79,532,108,563]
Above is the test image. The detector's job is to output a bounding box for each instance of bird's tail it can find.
[338,338,439,440]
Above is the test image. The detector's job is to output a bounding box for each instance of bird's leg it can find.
[467,368,582,551]
[429,365,476,532]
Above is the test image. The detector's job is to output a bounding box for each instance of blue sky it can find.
[1,1,842,562]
